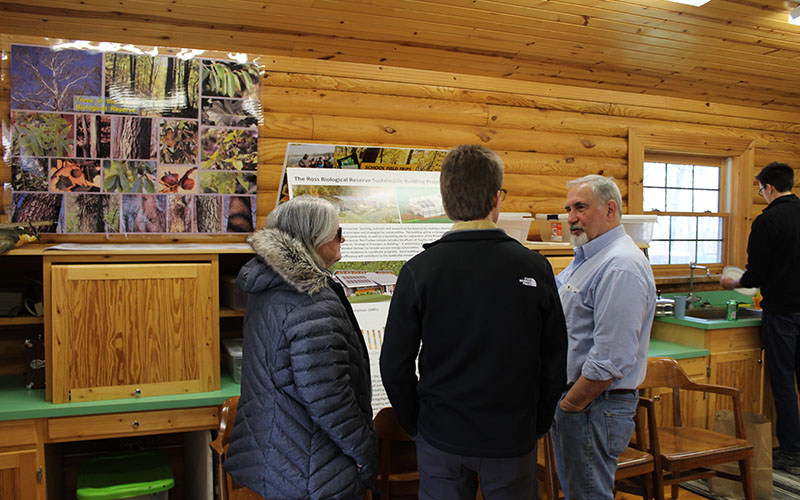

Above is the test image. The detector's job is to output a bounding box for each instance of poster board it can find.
[5,39,260,234]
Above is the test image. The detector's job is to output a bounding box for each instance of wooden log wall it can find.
[2,38,800,246]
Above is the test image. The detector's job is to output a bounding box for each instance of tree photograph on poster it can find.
[7,41,260,234]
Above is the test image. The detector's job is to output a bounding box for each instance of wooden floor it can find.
[616,488,707,500]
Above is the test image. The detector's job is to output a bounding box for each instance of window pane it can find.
[670,240,696,264]
[694,165,720,189]
[671,216,697,240]
[644,188,665,211]
[653,215,670,239]
[666,188,692,211]
[667,164,693,188]
[648,241,669,265]
[693,190,719,212]
[697,217,723,240]
[643,162,666,187]
[696,240,722,264]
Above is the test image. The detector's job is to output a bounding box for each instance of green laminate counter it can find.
[0,374,241,422]
[648,339,709,360]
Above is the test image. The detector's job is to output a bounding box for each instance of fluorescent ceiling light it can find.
[664,0,711,6]
[791,5,800,25]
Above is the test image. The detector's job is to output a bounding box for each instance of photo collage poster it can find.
[282,143,452,413]
[6,42,260,234]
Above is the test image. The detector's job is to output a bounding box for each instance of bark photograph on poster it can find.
[11,193,63,232]
[196,195,221,233]
[65,193,120,233]
[75,114,111,158]
[223,195,255,233]
[10,158,48,192]
[121,194,166,233]
[105,53,199,118]
[49,159,102,193]
[11,44,103,112]
[201,128,258,170]
[159,119,198,164]
[110,116,157,160]
[167,194,198,233]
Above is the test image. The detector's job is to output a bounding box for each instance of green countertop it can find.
[0,374,241,422]
[0,338,711,422]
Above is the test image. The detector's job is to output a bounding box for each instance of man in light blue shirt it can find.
[551,175,656,500]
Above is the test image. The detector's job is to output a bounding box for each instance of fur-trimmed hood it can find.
[241,227,328,295]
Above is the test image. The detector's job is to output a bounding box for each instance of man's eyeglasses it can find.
[336,227,343,242]
[757,185,765,196]
[499,188,508,201]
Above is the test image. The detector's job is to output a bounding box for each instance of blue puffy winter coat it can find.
[224,228,378,499]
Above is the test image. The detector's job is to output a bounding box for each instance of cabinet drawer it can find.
[46,407,219,442]
[0,420,38,448]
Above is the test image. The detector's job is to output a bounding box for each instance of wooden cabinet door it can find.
[0,449,39,500]
[708,348,763,428]
[49,262,219,403]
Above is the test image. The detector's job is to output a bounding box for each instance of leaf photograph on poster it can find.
[65,193,120,233]
[49,159,102,193]
[199,171,257,195]
[103,160,157,193]
[201,98,259,127]
[160,120,198,164]
[75,114,111,158]
[11,45,103,112]
[11,112,75,157]
[11,158,48,192]
[223,195,255,233]
[105,53,199,118]
[201,128,257,170]
[201,60,259,99]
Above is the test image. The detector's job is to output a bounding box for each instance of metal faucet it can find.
[688,262,710,309]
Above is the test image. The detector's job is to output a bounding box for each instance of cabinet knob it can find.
[133,388,141,396]
[132,420,140,429]
[653,395,661,401]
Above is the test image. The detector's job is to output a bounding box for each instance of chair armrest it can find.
[670,383,747,440]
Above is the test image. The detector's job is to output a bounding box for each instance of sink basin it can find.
[684,307,762,320]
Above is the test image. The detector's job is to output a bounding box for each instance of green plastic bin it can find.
[76,450,175,500]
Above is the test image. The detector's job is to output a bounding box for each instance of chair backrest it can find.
[210,396,264,500]
[639,357,694,390]
[372,407,418,500]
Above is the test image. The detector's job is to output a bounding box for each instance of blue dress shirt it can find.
[556,225,656,390]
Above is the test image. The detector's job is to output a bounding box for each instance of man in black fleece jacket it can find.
[722,161,800,475]
[380,144,567,500]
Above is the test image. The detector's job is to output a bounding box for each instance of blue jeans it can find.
[762,311,800,453]
[551,389,638,500]
[415,434,538,500]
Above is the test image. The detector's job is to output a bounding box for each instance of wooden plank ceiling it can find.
[2,0,800,111]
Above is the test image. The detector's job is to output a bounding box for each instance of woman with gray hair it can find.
[224,195,378,500]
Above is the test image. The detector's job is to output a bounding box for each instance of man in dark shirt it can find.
[721,161,800,474]
[380,144,567,500]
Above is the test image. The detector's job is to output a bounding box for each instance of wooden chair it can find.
[638,357,754,500]
[367,407,419,500]
[208,396,264,500]
[537,398,658,500]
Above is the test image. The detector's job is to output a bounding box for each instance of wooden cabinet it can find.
[0,420,45,500]
[651,321,762,430]
[45,255,220,403]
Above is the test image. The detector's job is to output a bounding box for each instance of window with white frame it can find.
[643,157,726,266]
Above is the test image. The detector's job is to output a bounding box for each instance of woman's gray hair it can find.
[567,175,623,215]
[266,195,340,266]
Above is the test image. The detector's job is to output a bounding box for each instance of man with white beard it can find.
[550,175,656,500]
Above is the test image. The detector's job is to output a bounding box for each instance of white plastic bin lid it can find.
[498,212,533,219]
[222,338,243,357]
[534,214,567,220]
